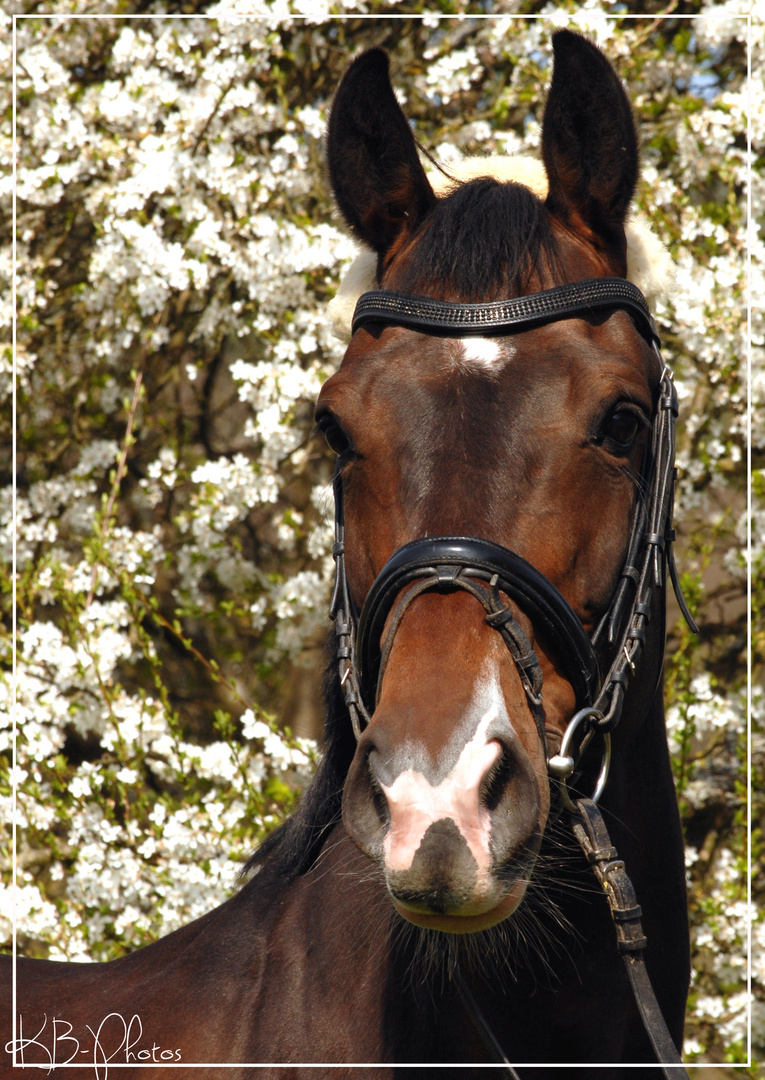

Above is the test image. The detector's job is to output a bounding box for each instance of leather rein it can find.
[329,277,696,1077]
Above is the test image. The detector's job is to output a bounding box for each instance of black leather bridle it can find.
[328,276,696,1078]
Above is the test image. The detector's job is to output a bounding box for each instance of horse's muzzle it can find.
[342,710,547,931]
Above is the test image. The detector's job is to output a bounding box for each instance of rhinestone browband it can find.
[352,277,660,348]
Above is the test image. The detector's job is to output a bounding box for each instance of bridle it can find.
[331,278,696,785]
[328,276,696,1078]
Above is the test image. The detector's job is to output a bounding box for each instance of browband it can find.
[352,277,660,348]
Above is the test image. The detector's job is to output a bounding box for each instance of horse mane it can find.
[328,154,675,341]
[243,658,356,881]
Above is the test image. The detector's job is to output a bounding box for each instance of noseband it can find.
[331,277,697,799]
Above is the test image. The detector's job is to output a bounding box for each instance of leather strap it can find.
[353,277,660,348]
[333,276,696,1076]
[332,275,696,1077]
[457,799,690,1076]
[572,798,689,1079]
[455,798,689,1075]
[356,535,600,716]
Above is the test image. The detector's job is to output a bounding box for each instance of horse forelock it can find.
[389,175,559,303]
[327,154,674,341]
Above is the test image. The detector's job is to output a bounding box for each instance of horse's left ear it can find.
[542,30,639,259]
[326,49,437,258]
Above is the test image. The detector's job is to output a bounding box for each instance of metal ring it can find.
[548,707,611,813]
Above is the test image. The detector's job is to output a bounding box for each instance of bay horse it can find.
[3,31,694,1079]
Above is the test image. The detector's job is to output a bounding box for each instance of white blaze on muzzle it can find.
[380,702,503,881]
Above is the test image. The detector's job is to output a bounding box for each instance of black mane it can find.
[394,176,561,300]
[243,654,355,881]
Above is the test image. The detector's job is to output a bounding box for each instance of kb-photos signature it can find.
[5,1012,181,1077]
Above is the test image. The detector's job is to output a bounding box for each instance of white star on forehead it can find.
[459,337,510,369]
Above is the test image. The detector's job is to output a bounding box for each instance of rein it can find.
[330,276,696,1076]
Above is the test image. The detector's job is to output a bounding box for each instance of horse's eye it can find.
[316,412,352,456]
[602,408,642,452]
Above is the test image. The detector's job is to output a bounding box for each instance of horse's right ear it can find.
[327,49,437,258]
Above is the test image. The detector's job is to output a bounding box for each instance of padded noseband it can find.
[356,536,600,717]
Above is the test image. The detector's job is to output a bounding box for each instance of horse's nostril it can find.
[359,746,392,829]
[480,745,515,813]
[369,769,391,828]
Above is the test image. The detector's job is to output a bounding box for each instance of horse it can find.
[2,30,694,1079]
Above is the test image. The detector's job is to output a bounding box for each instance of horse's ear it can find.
[327,49,436,257]
[542,30,638,254]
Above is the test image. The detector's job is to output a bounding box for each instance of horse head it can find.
[318,31,669,934]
